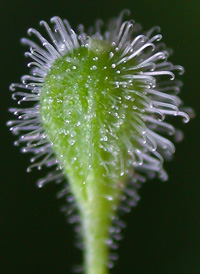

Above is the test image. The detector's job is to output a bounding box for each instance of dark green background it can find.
[0,0,199,273]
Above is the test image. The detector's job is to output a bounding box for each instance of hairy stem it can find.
[69,171,123,274]
[81,205,111,274]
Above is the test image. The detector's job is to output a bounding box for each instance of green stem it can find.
[81,206,111,274]
[69,171,123,274]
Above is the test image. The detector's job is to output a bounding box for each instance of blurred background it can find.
[0,0,199,273]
